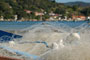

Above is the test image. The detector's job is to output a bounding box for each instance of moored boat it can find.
[0,56,22,60]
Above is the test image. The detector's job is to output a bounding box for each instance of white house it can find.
[0,16,4,21]
[87,16,90,20]
[14,15,18,21]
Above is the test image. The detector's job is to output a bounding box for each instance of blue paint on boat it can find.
[0,30,22,43]
[0,46,39,59]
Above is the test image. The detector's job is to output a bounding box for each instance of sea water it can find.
[0,21,90,60]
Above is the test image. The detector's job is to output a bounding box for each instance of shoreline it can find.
[0,20,89,22]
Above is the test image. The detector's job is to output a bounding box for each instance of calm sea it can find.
[0,21,89,30]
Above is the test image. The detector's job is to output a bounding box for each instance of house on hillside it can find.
[72,15,86,21]
[49,12,55,16]
[24,9,32,14]
[35,12,44,16]
[49,12,62,20]
[87,16,90,20]
[0,16,4,21]
[14,15,18,21]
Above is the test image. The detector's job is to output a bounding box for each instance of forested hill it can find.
[0,0,90,20]
[64,1,90,7]
[0,0,58,12]
[0,0,64,19]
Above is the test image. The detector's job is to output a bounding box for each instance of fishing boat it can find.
[0,30,22,43]
[0,56,22,60]
[0,30,39,60]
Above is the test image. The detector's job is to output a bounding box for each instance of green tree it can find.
[0,2,14,19]
[72,5,79,11]
[42,14,50,20]
[35,16,41,20]
[81,7,90,16]
[54,8,66,16]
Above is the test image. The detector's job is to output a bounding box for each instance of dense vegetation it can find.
[0,0,90,20]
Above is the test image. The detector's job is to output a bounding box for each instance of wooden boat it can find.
[0,56,22,60]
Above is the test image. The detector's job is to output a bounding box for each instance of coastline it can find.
[0,20,89,22]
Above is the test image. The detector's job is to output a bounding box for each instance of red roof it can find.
[24,9,32,13]
[72,15,86,20]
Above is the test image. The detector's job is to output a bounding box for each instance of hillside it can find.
[64,1,90,7]
[0,0,90,21]
[0,0,63,19]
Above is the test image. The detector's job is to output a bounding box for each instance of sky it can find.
[56,0,90,3]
